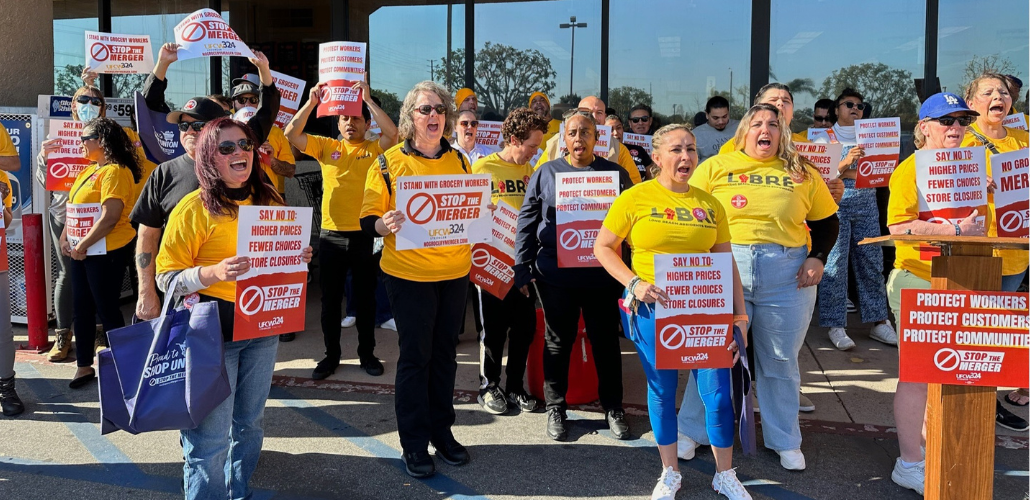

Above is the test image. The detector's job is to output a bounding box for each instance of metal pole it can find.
[446,3,452,89]
[464,0,474,90]
[569,24,575,98]
[600,0,609,104]
[98,0,112,97]
[728,70,733,107]
[923,0,939,99]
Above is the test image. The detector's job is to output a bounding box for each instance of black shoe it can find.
[546,408,568,441]
[0,376,24,416]
[279,333,296,342]
[507,388,540,412]
[996,400,1029,431]
[69,370,96,389]
[402,450,435,478]
[477,386,509,415]
[606,409,631,439]
[431,439,470,466]
[359,356,385,376]
[311,357,339,380]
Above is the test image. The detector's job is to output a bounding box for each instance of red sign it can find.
[46,158,91,191]
[654,253,734,369]
[555,172,618,268]
[317,79,362,118]
[855,117,901,188]
[992,149,1029,238]
[233,271,308,341]
[899,289,1029,387]
[470,201,519,299]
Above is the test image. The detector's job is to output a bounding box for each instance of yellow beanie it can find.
[455,88,476,108]
[529,92,551,108]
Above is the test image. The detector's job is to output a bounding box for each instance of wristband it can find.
[626,276,642,295]
[733,314,749,324]
[954,223,961,236]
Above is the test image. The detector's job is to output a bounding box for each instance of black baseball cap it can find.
[166,97,229,124]
[230,73,260,99]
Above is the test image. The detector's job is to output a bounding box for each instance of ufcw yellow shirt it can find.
[303,136,384,232]
[123,127,158,209]
[68,163,136,252]
[0,171,11,209]
[603,179,731,284]
[689,151,837,248]
[961,124,1029,276]
[718,131,810,155]
[542,119,562,144]
[259,126,296,195]
[157,191,261,302]
[472,152,534,209]
[360,144,471,282]
[0,126,17,157]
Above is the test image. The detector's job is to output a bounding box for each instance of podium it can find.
[861,235,1029,500]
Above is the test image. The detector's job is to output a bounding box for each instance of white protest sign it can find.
[855,117,901,188]
[85,31,154,74]
[991,149,1030,238]
[174,9,255,60]
[470,200,519,299]
[807,128,838,144]
[654,253,734,369]
[1002,113,1028,131]
[394,174,492,251]
[270,70,306,129]
[622,133,653,156]
[66,203,106,255]
[317,42,366,117]
[555,171,619,268]
[795,142,843,182]
[475,121,504,153]
[558,124,612,157]
[45,120,90,191]
[915,147,988,225]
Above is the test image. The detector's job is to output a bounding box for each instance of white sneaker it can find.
[712,469,753,500]
[340,316,356,328]
[846,299,858,313]
[870,321,898,346]
[676,432,698,460]
[828,327,856,350]
[777,449,806,470]
[891,458,924,495]
[651,466,681,500]
[799,392,815,413]
[379,319,397,331]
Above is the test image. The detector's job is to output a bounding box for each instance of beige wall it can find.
[0,0,55,107]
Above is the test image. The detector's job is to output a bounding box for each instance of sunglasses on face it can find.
[76,95,103,106]
[840,101,868,111]
[218,138,255,155]
[416,104,448,115]
[813,116,831,122]
[930,116,975,127]
[235,96,259,105]
[459,120,479,128]
[629,116,651,123]
[79,134,99,143]
[178,121,206,133]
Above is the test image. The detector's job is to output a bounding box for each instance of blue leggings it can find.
[621,299,735,447]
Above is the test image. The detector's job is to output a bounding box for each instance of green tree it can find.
[435,43,557,116]
[370,88,402,124]
[784,77,817,98]
[55,63,148,101]
[607,86,652,117]
[819,62,919,126]
[558,93,581,106]
[961,54,1024,111]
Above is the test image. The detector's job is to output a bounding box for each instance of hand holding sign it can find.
[158,43,180,66]
[381,210,406,234]
[958,209,985,236]
[213,256,251,282]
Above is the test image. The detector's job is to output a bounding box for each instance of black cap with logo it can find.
[166,97,228,124]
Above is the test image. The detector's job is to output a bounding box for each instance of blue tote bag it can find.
[99,275,231,434]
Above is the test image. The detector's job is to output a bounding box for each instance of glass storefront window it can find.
[609,0,750,126]
[53,3,98,96]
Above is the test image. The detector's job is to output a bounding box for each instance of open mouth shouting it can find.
[229,157,249,173]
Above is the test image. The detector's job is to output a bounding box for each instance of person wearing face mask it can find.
[885,93,989,495]
[131,43,279,324]
[515,111,634,442]
[628,104,658,135]
[470,107,548,415]
[452,110,491,165]
[284,79,398,379]
[530,91,562,143]
[230,73,296,205]
[694,96,739,163]
[817,88,897,351]
[535,96,642,185]
[606,114,653,181]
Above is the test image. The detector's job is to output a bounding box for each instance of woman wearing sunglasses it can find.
[360,81,474,479]
[452,109,491,165]
[58,117,142,388]
[156,117,311,500]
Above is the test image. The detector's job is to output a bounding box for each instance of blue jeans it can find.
[679,244,815,451]
[621,298,734,447]
[182,335,278,500]
[1002,271,1027,293]
[817,179,888,327]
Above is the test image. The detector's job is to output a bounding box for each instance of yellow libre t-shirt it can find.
[542,119,562,144]
[123,127,157,207]
[961,124,1029,276]
[259,126,296,195]
[603,179,731,283]
[718,131,810,155]
[360,144,471,282]
[304,136,384,232]
[690,151,838,248]
[888,154,994,282]
[472,152,534,209]
[68,163,136,252]
[156,191,263,302]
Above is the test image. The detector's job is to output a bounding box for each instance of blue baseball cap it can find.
[919,92,979,120]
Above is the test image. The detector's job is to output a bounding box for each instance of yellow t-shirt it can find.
[304,136,384,232]
[68,163,136,251]
[603,179,730,283]
[888,154,994,282]
[0,171,12,209]
[123,127,158,208]
[472,152,534,209]
[259,126,296,195]
[156,190,260,302]
[961,124,1029,276]
[542,119,562,144]
[360,143,471,282]
[689,151,838,248]
[0,127,16,157]
[719,131,809,155]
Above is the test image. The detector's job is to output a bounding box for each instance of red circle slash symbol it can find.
[559,228,581,250]
[90,43,109,62]
[471,248,491,268]
[858,160,873,177]
[659,324,687,350]
[934,348,960,372]
[407,193,437,225]
[239,286,264,316]
[181,22,207,43]
[50,162,70,179]
[730,195,748,209]
[999,210,1025,234]
[319,86,333,104]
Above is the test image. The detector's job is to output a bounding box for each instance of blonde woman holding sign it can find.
[595,124,752,500]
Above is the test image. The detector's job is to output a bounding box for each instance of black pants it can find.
[535,280,624,413]
[476,285,536,392]
[319,230,377,360]
[70,244,132,368]
[383,273,468,453]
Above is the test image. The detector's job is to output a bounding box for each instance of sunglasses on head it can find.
[178,121,206,132]
[840,101,868,111]
[76,95,103,106]
[563,109,593,120]
[416,104,448,115]
[929,116,975,127]
[79,134,99,142]
[218,138,255,155]
[235,96,259,105]
[459,120,479,128]
[629,116,651,123]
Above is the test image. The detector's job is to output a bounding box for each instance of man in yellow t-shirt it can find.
[231,74,296,199]
[535,96,642,185]
[0,126,20,172]
[529,92,562,144]
[285,78,398,380]
[469,108,549,415]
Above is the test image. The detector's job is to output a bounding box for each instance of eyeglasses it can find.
[629,116,651,123]
[459,120,479,128]
[217,138,255,155]
[234,96,259,105]
[178,121,206,133]
[76,95,103,106]
[813,115,832,122]
[929,116,975,127]
[79,134,99,143]
[840,101,868,111]
[416,104,448,115]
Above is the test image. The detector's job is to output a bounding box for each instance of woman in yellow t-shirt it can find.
[58,117,141,388]
[595,124,751,500]
[0,169,23,416]
[156,118,310,500]
[359,81,473,479]
[683,103,839,472]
